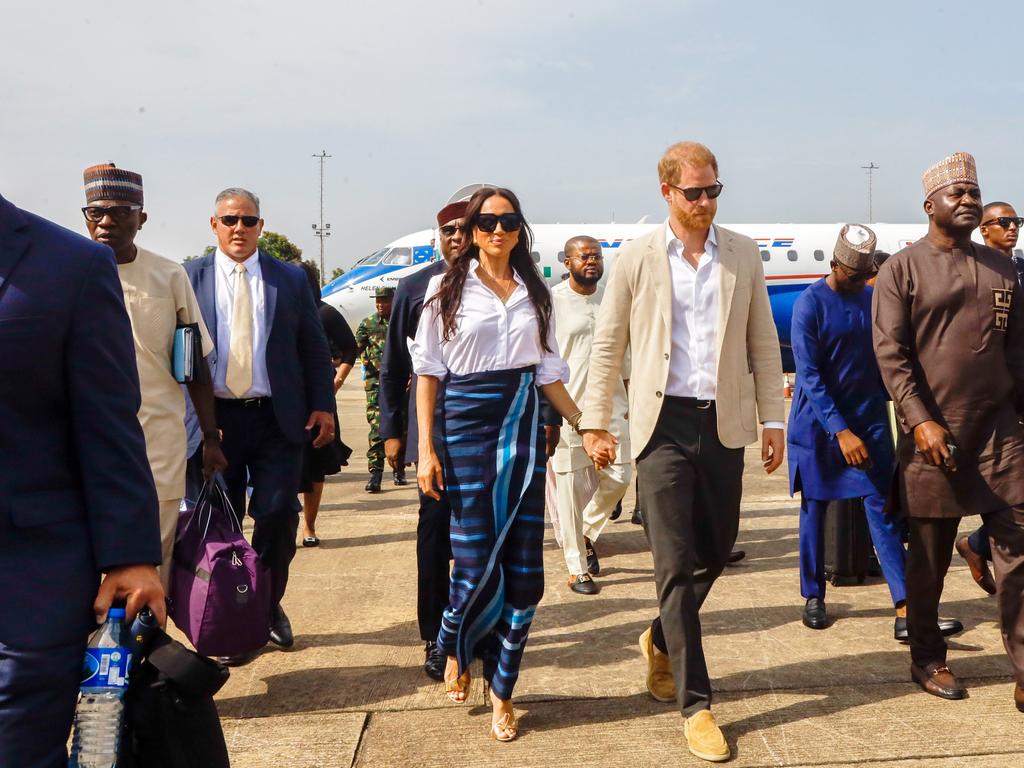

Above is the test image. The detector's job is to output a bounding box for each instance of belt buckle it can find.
[243,397,261,408]
[697,399,712,410]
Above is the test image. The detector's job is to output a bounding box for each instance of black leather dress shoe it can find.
[631,507,644,526]
[365,470,382,493]
[802,597,827,629]
[911,662,967,700]
[218,651,257,667]
[569,573,600,595]
[610,500,623,521]
[423,641,445,681]
[894,617,964,643]
[393,468,408,486]
[728,550,746,564]
[585,538,600,576]
[269,605,294,649]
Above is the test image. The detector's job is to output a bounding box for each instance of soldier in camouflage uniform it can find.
[356,286,406,492]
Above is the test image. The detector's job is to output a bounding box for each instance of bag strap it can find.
[144,630,230,697]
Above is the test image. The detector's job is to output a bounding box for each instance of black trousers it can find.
[417,489,452,642]
[216,399,302,610]
[638,397,744,717]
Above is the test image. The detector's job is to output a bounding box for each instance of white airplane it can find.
[323,218,963,371]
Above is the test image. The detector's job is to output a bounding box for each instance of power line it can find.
[312,150,332,285]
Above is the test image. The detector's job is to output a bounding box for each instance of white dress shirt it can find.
[411,260,569,385]
[213,248,271,398]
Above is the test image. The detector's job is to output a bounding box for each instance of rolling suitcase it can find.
[823,498,873,586]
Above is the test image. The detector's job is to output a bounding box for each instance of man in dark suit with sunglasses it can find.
[0,193,165,767]
[185,187,335,662]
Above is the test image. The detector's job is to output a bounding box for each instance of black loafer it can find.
[423,641,445,681]
[894,617,964,643]
[585,538,600,576]
[269,605,294,649]
[610,500,623,521]
[393,469,408,486]
[631,507,644,526]
[302,535,320,547]
[569,573,600,595]
[218,651,257,667]
[728,549,746,564]
[802,597,827,629]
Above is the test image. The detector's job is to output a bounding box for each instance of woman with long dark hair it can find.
[411,187,583,742]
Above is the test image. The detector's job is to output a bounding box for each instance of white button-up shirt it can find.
[665,221,719,399]
[213,248,271,398]
[411,259,569,385]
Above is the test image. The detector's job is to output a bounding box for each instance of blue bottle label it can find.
[81,648,132,688]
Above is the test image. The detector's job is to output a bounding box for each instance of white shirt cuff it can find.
[762,421,784,430]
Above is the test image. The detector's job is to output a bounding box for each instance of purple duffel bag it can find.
[170,477,271,657]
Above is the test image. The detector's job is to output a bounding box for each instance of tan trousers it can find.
[553,462,631,575]
[158,498,182,593]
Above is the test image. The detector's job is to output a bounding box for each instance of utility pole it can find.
[312,150,331,285]
[861,161,879,223]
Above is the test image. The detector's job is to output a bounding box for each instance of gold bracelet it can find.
[568,411,583,434]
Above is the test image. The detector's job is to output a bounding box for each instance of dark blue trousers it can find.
[799,493,907,605]
[968,522,993,561]
[0,638,84,768]
[216,399,303,608]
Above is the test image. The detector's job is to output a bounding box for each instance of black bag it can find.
[118,630,231,768]
[824,498,873,586]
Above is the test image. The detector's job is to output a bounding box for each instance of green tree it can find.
[329,266,346,282]
[183,245,215,263]
[258,231,303,262]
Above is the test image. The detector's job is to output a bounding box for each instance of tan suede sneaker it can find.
[638,627,676,702]
[684,709,731,762]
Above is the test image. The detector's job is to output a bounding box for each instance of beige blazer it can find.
[581,221,784,452]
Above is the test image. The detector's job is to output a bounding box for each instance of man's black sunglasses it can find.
[82,205,142,223]
[439,224,460,237]
[668,181,724,202]
[475,213,523,233]
[217,215,260,228]
[982,216,1024,229]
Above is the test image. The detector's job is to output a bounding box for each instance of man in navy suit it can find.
[0,194,165,768]
[185,187,335,661]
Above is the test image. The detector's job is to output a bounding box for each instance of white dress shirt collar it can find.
[215,247,260,276]
[665,219,718,263]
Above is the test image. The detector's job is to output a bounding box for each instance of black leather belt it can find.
[672,396,714,410]
[215,396,271,408]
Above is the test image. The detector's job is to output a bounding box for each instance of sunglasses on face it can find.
[439,225,460,237]
[82,205,142,223]
[668,181,724,202]
[475,213,523,233]
[982,216,1024,229]
[217,215,260,228]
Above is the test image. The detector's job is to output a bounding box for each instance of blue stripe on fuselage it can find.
[321,263,424,298]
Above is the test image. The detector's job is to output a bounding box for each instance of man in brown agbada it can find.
[873,152,1024,710]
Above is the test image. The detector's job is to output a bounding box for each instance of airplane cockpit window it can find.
[813,249,825,261]
[354,248,387,267]
[531,251,541,263]
[382,248,413,266]
[760,250,770,261]
[1015,249,1023,259]
[557,251,565,263]
[787,250,798,262]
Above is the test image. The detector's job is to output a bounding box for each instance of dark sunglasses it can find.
[982,216,1024,229]
[668,181,724,202]
[475,213,523,233]
[217,215,260,228]
[82,205,142,223]
[439,224,460,237]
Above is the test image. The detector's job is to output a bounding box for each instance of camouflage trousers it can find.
[365,381,384,471]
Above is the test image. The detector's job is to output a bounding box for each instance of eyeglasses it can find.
[982,216,1024,229]
[475,213,523,233]
[668,181,724,202]
[217,215,260,228]
[571,252,603,262]
[439,225,460,237]
[81,205,142,222]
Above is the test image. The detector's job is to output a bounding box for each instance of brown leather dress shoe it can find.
[911,662,967,700]
[1015,682,1024,713]
[955,535,997,595]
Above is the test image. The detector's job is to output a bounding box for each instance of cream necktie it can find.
[226,262,254,397]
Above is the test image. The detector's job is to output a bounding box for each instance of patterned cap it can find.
[436,201,468,227]
[921,152,978,198]
[375,286,395,299]
[84,163,144,205]
[833,224,877,272]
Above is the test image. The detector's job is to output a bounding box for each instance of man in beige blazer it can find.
[582,141,784,763]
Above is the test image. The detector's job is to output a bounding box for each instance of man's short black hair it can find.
[563,235,601,258]
[983,201,1015,216]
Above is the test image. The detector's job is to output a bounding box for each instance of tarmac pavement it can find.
[212,382,1023,767]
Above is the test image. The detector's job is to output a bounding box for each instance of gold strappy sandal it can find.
[488,710,519,742]
[443,658,470,704]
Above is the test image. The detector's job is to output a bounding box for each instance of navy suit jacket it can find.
[185,251,335,443]
[0,195,161,650]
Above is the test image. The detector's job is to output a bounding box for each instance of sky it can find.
[3,1,1023,272]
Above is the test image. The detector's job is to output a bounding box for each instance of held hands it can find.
[306,410,336,448]
[762,427,785,474]
[836,429,872,469]
[417,449,445,500]
[583,429,618,470]
[384,438,406,470]
[913,420,957,471]
[94,564,166,628]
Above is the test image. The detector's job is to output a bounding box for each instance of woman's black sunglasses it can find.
[475,213,523,233]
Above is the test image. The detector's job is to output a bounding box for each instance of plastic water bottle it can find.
[68,607,133,768]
